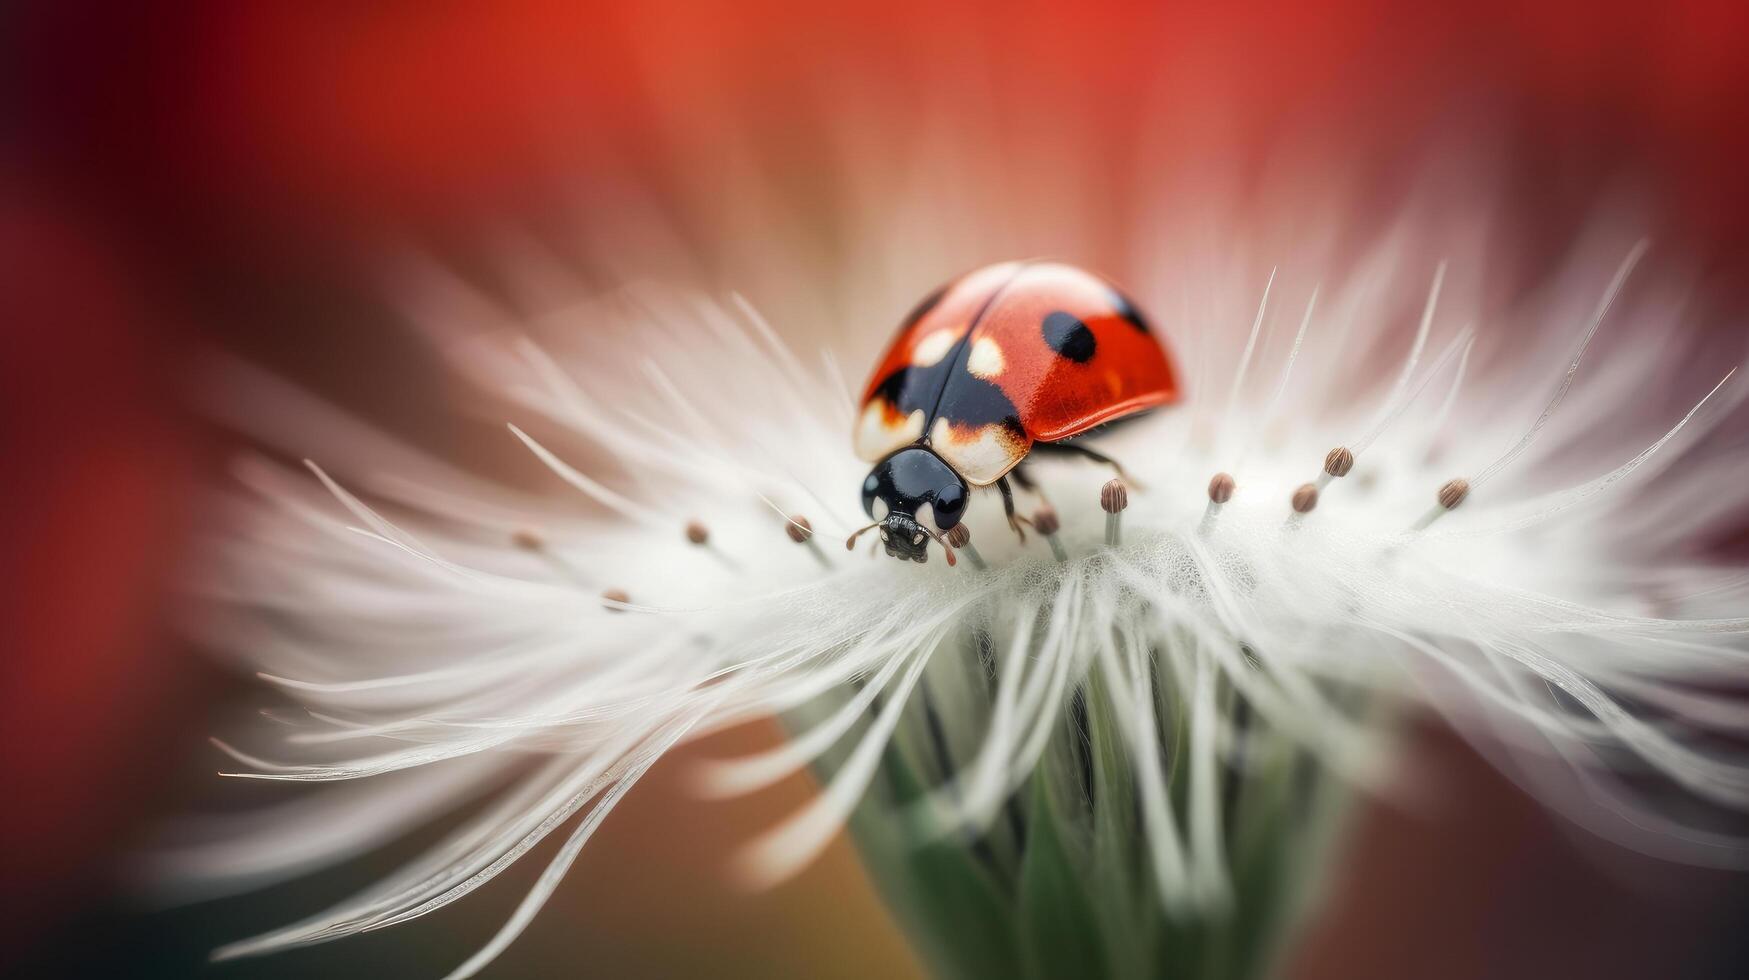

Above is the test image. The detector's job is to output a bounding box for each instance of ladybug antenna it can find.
[923,526,958,567]
[844,520,883,551]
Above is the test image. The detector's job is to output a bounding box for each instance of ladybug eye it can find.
[931,485,966,528]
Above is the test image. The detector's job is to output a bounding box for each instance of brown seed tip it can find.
[1324,446,1355,478]
[1100,479,1129,514]
[600,587,630,612]
[1208,472,1236,504]
[510,528,545,550]
[1438,478,1471,511]
[785,515,813,543]
[945,524,971,549]
[685,520,710,545]
[1033,506,1061,536]
[1291,483,1319,514]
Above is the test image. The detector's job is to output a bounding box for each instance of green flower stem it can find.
[807,617,1363,980]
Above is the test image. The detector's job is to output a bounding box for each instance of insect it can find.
[850,260,1181,563]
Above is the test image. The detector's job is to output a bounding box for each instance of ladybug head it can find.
[852,447,968,564]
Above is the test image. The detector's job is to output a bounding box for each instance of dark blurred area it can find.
[3,2,1748,977]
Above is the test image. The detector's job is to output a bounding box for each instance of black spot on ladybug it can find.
[936,373,1023,432]
[872,365,919,412]
[873,362,945,425]
[1107,287,1152,334]
[1042,311,1097,363]
[874,333,1022,437]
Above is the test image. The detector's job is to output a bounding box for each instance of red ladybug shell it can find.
[855,261,1180,485]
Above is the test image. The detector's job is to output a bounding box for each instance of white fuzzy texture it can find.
[166,185,1749,977]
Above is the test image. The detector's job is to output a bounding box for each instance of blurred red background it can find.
[4,2,1748,976]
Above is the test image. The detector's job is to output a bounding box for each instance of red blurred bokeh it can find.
[12,2,1749,247]
[4,2,1747,976]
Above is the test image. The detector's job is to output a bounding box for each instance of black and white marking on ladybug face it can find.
[860,447,969,562]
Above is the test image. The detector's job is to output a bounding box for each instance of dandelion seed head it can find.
[944,523,972,549]
[1100,479,1130,514]
[1438,477,1472,511]
[1207,472,1237,504]
[1032,506,1062,537]
[167,181,1749,976]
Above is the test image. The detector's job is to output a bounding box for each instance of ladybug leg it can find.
[997,475,1033,544]
[1008,464,1055,512]
[1038,442,1142,489]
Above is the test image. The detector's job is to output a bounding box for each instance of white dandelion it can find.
[161,183,1749,979]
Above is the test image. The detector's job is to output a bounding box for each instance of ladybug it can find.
[850,260,1181,563]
